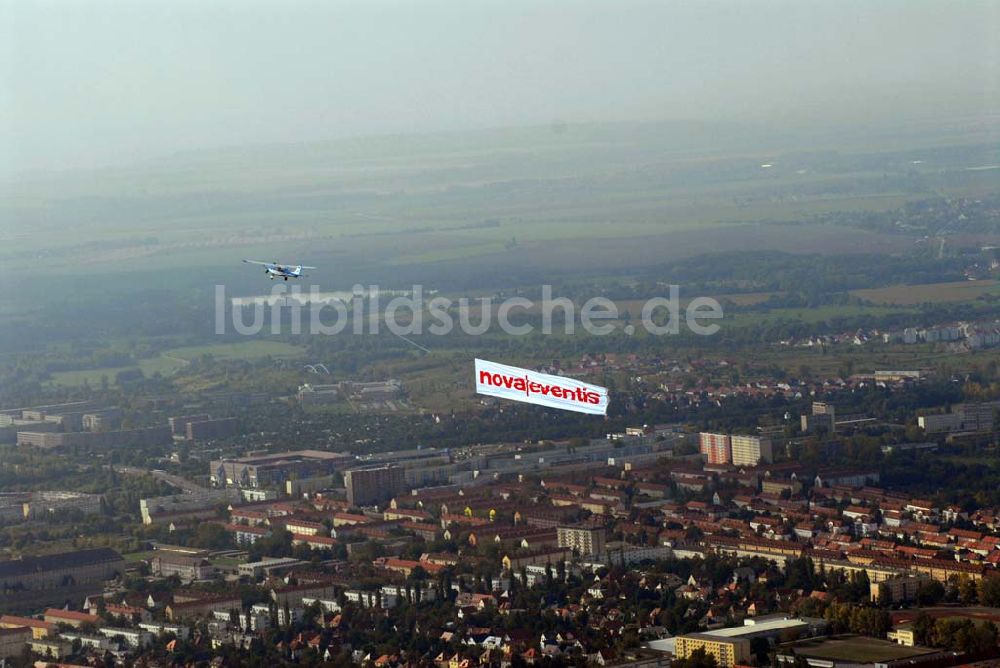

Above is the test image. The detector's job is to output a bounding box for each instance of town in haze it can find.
[1,1,1000,668]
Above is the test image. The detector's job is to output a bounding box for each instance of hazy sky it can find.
[2,0,997,175]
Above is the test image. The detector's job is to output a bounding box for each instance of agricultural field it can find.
[725,303,915,327]
[3,122,997,310]
[47,339,304,387]
[852,280,1000,305]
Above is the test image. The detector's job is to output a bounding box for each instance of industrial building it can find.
[0,548,124,592]
[16,425,171,450]
[210,450,353,489]
[674,616,826,667]
[918,401,997,433]
[139,488,241,525]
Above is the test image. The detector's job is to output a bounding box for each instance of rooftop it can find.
[0,548,122,579]
[780,635,938,663]
[704,616,822,638]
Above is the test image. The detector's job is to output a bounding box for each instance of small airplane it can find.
[243,259,316,280]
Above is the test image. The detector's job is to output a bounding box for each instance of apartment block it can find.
[556,523,607,556]
[344,465,406,507]
[730,435,773,466]
[674,634,751,668]
[699,433,732,465]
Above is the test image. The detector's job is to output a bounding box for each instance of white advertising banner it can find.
[474,358,609,416]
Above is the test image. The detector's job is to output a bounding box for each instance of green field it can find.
[47,339,304,387]
[49,357,187,387]
[4,120,997,313]
[727,303,915,327]
[853,280,1000,305]
[164,340,303,362]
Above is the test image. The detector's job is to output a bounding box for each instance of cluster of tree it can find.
[910,611,999,653]
[882,454,1000,510]
[822,603,892,637]
[671,648,718,668]
[647,249,967,298]
[780,559,873,606]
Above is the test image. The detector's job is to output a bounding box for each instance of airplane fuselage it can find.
[264,265,303,280]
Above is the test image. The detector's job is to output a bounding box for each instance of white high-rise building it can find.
[730,435,772,466]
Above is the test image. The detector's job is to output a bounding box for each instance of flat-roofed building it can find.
[150,552,215,583]
[166,596,242,622]
[138,622,190,641]
[238,557,304,580]
[185,417,240,441]
[0,548,123,593]
[918,413,964,433]
[168,414,211,436]
[699,433,731,465]
[283,518,325,536]
[344,465,406,506]
[730,435,773,466]
[57,632,110,651]
[871,575,932,604]
[211,450,353,489]
[874,370,922,383]
[17,426,171,450]
[139,488,240,525]
[297,384,339,405]
[22,491,102,520]
[801,412,834,434]
[557,523,606,556]
[0,626,31,659]
[97,626,153,648]
[954,401,998,432]
[286,474,336,497]
[28,637,71,659]
[82,408,122,431]
[674,633,750,668]
[695,615,827,643]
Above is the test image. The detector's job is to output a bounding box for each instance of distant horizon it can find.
[4,104,997,184]
[3,0,997,177]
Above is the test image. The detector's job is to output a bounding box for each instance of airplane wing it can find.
[243,260,272,266]
[298,265,317,270]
